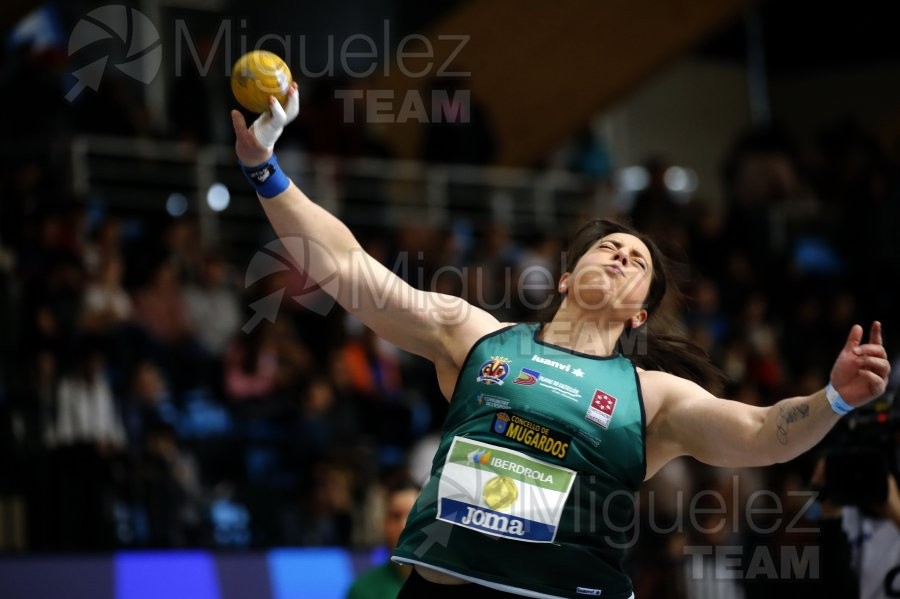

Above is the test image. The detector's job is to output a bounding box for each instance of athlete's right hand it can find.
[231,81,299,166]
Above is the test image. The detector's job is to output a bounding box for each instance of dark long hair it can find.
[563,218,725,392]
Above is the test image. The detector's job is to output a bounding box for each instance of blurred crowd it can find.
[2,5,900,598]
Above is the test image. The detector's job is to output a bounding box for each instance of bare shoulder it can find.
[637,368,710,396]
[432,317,517,401]
[636,370,677,418]
[637,369,712,425]
[441,313,515,368]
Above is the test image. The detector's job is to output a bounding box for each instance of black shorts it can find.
[397,567,524,598]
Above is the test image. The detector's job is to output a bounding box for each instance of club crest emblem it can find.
[476,356,511,385]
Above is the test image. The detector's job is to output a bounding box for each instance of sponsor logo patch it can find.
[531,354,572,373]
[513,367,580,400]
[513,367,540,386]
[437,438,577,542]
[491,412,570,459]
[478,394,511,409]
[585,389,618,429]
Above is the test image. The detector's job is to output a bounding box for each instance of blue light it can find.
[268,548,354,599]
[115,551,220,599]
[166,193,189,217]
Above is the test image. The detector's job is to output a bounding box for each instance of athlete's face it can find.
[559,232,653,326]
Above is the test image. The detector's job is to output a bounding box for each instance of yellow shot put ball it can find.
[482,475,518,511]
[231,50,293,114]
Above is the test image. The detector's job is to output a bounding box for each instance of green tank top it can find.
[393,323,645,598]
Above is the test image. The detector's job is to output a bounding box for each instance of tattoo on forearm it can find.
[776,404,810,445]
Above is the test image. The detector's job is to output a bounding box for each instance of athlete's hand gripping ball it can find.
[231,80,299,166]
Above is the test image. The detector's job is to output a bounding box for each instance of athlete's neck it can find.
[541,303,624,356]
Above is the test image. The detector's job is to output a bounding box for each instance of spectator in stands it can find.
[45,342,124,549]
[183,252,241,357]
[82,216,123,278]
[347,481,420,599]
[133,261,193,346]
[340,324,403,402]
[295,376,359,463]
[223,324,278,402]
[336,323,411,465]
[45,343,125,450]
[300,461,356,546]
[137,422,206,547]
[80,255,132,334]
[121,360,177,455]
[163,218,205,284]
[133,260,208,392]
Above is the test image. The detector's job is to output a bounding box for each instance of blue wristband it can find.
[825,382,854,416]
[240,153,290,199]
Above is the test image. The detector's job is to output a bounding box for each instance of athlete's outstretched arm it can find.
[644,322,890,476]
[230,86,499,370]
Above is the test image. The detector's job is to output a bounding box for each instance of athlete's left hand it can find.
[830,321,890,406]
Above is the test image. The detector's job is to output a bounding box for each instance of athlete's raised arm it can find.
[230,85,501,387]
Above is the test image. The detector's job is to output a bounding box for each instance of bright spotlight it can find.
[207,183,231,212]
